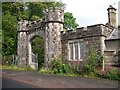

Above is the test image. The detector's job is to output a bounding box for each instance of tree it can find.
[26,2,66,20]
[2,2,25,56]
[64,12,79,30]
[2,12,17,56]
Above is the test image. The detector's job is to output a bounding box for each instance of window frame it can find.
[68,39,84,61]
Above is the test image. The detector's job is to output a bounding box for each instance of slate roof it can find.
[106,28,120,40]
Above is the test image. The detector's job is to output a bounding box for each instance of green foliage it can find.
[2,2,25,16]
[2,55,13,65]
[2,2,27,56]
[80,47,119,80]
[0,30,2,55]
[31,15,40,21]
[27,2,46,19]
[64,12,79,29]
[39,67,53,74]
[82,65,95,74]
[103,68,120,80]
[27,2,65,20]
[50,59,74,74]
[82,47,101,77]
[1,65,33,71]
[87,47,99,66]
[31,36,44,70]
[2,11,17,56]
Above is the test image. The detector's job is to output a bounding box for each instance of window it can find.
[68,40,85,61]
[80,42,84,59]
[69,43,73,60]
[74,42,78,60]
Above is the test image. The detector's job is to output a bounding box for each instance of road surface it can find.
[1,70,119,88]
[2,77,39,88]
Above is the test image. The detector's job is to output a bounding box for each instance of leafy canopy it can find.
[64,12,79,30]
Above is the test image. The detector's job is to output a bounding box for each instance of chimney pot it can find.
[107,5,117,28]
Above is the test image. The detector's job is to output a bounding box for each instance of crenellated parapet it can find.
[18,20,29,31]
[17,19,45,32]
[45,7,64,24]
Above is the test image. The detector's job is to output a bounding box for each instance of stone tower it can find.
[44,7,64,68]
[17,20,28,67]
[107,5,117,27]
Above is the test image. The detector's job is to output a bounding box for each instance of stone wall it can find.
[104,40,120,66]
[61,24,111,67]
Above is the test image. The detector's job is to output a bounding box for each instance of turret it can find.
[44,7,64,68]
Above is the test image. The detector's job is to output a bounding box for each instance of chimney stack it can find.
[107,5,117,28]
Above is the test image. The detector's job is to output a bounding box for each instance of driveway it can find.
[1,70,119,88]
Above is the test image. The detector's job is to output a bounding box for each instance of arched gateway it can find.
[16,5,118,71]
[17,8,64,70]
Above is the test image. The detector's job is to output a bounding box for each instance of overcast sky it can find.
[60,0,119,27]
[3,0,119,26]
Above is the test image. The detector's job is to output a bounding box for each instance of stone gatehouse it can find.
[17,5,119,70]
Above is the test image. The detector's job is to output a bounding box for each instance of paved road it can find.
[2,77,39,88]
[1,70,119,88]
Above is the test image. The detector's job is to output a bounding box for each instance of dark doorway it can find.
[31,36,44,70]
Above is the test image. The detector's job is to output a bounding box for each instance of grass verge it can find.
[1,65,33,71]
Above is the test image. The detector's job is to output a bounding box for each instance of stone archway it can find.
[30,36,44,70]
[29,36,44,70]
[17,7,64,70]
[17,20,45,70]
[27,30,45,70]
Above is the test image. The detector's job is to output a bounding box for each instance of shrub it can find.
[2,56,13,65]
[82,65,95,74]
[104,68,120,80]
[87,47,102,68]
[39,67,53,74]
[50,59,74,74]
[81,47,102,77]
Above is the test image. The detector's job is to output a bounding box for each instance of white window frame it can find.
[68,39,83,61]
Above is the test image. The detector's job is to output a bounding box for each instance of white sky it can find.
[59,0,119,27]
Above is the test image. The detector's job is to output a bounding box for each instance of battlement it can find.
[45,7,64,23]
[45,7,64,13]
[18,6,64,32]
[61,24,114,39]
[17,19,45,31]
[18,20,29,31]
